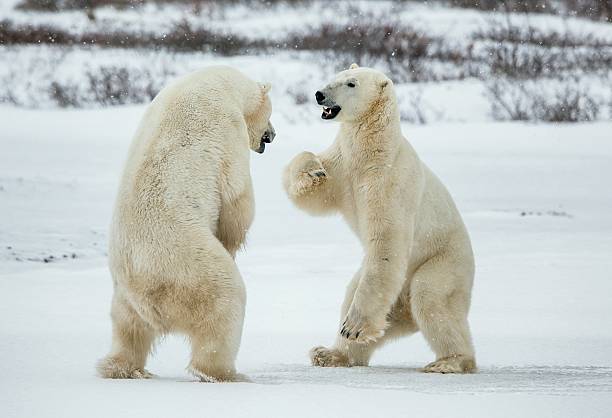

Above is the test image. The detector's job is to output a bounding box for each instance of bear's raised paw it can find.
[291,168,328,196]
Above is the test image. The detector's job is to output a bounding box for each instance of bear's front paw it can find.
[340,305,387,344]
[286,152,328,197]
[291,166,328,196]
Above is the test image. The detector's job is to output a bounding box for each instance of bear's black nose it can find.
[315,91,325,104]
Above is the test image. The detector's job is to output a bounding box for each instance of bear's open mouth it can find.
[262,131,273,144]
[255,130,274,154]
[322,105,341,120]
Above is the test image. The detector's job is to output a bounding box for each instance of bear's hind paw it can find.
[422,355,476,374]
[189,367,249,383]
[310,346,350,367]
[96,356,154,379]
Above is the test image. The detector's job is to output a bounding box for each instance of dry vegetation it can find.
[485,79,601,122]
[1,0,611,121]
[0,19,266,55]
[446,0,612,22]
[14,0,612,22]
[475,16,612,121]
[15,0,310,12]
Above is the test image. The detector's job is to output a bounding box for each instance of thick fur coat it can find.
[97,66,274,382]
[284,65,476,373]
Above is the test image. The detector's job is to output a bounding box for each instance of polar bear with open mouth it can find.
[284,64,476,373]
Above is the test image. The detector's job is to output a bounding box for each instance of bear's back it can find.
[109,67,256,268]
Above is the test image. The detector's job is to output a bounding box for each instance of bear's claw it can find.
[292,168,327,196]
[340,306,386,344]
[308,169,327,178]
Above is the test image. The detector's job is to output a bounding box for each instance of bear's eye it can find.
[347,82,356,88]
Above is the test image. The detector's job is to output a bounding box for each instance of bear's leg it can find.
[184,250,247,382]
[187,296,246,382]
[410,256,476,374]
[310,269,361,367]
[188,319,245,383]
[97,292,155,379]
[310,321,412,367]
[310,269,415,367]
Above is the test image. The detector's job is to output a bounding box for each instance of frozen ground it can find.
[1,105,612,417]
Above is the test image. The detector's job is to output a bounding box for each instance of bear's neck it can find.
[339,94,401,159]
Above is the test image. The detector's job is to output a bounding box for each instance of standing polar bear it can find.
[97,66,275,382]
[284,64,476,373]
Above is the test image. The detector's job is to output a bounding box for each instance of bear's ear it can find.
[349,63,359,70]
[380,78,392,91]
[258,82,271,95]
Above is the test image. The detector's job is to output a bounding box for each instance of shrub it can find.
[399,91,428,124]
[486,78,601,122]
[16,0,60,11]
[0,18,270,54]
[286,87,309,106]
[16,0,309,12]
[0,17,471,81]
[474,18,612,79]
[439,0,612,22]
[50,81,81,107]
[534,84,601,122]
[0,20,77,45]
[447,0,553,13]
[86,65,171,105]
[284,17,474,82]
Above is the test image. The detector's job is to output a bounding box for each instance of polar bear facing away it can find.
[97,66,275,382]
[284,64,476,373]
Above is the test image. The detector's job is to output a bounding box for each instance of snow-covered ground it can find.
[3,1,612,120]
[1,103,611,417]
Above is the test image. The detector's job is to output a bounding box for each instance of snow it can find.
[1,104,611,417]
[1,0,612,414]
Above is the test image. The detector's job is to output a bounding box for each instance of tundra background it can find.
[1,1,611,417]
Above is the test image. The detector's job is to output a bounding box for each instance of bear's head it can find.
[315,64,393,123]
[246,81,275,154]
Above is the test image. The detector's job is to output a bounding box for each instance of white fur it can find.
[284,65,476,373]
[97,66,273,382]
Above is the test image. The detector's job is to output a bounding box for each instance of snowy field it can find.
[1,0,612,415]
[1,102,612,417]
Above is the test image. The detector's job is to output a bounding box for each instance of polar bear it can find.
[97,66,275,382]
[283,64,476,373]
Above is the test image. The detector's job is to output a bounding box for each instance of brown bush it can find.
[475,18,612,79]
[439,0,612,22]
[16,0,308,12]
[486,78,601,122]
[0,19,266,54]
[50,81,81,107]
[0,20,77,45]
